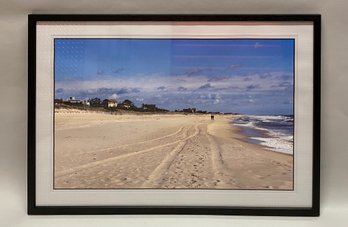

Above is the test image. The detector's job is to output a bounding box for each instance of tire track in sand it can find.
[55,125,199,179]
[91,126,185,153]
[141,124,200,188]
[205,129,237,188]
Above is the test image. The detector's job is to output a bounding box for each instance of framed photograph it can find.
[28,14,321,216]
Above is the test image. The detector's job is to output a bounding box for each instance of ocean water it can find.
[233,115,294,155]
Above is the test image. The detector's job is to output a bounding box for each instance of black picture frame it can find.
[28,14,321,216]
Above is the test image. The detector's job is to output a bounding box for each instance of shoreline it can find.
[54,109,293,190]
[209,115,293,158]
[230,116,294,155]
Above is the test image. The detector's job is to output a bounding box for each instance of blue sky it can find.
[55,39,294,115]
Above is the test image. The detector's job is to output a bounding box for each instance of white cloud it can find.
[108,93,118,100]
[55,72,293,102]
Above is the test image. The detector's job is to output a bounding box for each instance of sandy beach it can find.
[54,109,293,190]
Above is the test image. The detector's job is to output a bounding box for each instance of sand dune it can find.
[54,110,293,190]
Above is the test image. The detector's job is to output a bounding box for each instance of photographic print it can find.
[28,14,320,216]
[54,39,294,190]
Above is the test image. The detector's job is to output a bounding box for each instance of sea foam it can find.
[233,115,294,155]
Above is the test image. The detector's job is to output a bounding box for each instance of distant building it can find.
[66,97,82,105]
[82,100,90,106]
[122,99,134,109]
[183,108,196,113]
[89,97,101,107]
[142,104,157,111]
[102,99,118,108]
[54,99,63,105]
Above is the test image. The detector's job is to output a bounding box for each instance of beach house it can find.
[82,99,90,106]
[183,108,196,113]
[54,99,63,105]
[142,104,157,111]
[66,97,82,105]
[89,97,101,107]
[102,99,118,108]
[122,99,134,109]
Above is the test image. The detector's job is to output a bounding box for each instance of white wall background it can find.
[0,0,347,226]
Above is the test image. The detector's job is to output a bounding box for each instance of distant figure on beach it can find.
[211,115,215,120]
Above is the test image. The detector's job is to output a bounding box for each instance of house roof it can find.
[123,99,133,104]
[103,99,117,103]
